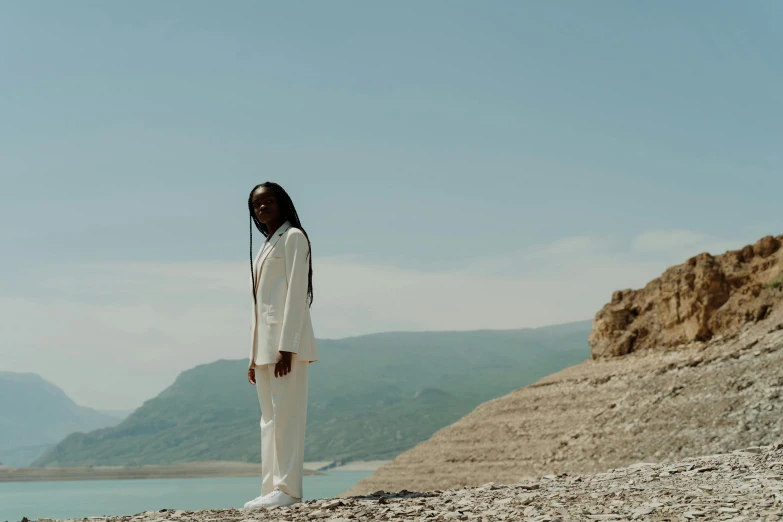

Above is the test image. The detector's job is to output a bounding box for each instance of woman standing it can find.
[243,182,318,510]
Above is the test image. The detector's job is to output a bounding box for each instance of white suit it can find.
[250,221,318,500]
[250,221,318,366]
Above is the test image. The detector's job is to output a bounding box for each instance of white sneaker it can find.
[261,488,301,508]
[243,493,265,509]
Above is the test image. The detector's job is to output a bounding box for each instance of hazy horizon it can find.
[2,1,782,409]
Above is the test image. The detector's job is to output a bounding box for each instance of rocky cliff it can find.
[348,235,783,496]
[590,235,783,359]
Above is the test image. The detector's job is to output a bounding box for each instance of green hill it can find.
[0,372,122,466]
[33,322,591,467]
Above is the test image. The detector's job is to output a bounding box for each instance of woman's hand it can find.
[275,351,293,378]
[248,367,256,385]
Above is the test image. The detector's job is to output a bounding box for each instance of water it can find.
[0,471,372,521]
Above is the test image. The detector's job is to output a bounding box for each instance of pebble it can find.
[320,500,343,510]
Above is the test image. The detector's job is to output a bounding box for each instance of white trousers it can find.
[255,362,309,499]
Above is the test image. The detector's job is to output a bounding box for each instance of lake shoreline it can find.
[1,470,376,520]
[0,460,388,483]
[0,461,320,483]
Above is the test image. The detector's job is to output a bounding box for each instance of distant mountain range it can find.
[33,321,591,467]
[0,372,124,466]
[98,409,136,421]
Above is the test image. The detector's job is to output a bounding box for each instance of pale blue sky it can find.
[1,1,782,408]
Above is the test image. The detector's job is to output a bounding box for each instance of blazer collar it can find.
[271,220,292,239]
[256,221,291,255]
[254,221,292,289]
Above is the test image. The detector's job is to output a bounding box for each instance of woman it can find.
[243,182,318,510]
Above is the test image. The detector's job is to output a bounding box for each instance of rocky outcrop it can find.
[37,444,783,521]
[347,304,783,495]
[589,235,783,359]
[344,235,783,496]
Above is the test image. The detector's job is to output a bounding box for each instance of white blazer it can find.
[249,221,318,367]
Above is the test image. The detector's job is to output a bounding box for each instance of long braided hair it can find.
[248,182,313,307]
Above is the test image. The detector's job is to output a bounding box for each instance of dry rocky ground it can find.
[35,443,783,521]
[350,235,783,496]
[349,305,783,496]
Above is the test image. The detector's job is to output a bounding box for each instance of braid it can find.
[247,182,314,307]
[248,183,265,306]
[249,211,256,306]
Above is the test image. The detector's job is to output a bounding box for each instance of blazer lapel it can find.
[253,221,291,294]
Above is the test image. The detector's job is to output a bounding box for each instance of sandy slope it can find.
[347,306,783,495]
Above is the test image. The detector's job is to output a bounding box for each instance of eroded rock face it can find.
[339,240,783,496]
[589,235,783,359]
[346,306,783,495]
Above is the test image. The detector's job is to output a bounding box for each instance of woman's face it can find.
[251,186,283,226]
